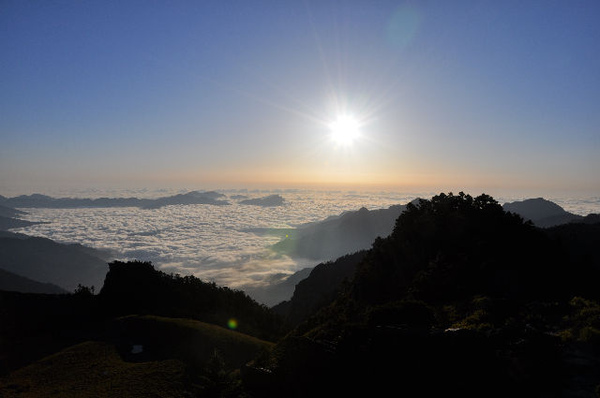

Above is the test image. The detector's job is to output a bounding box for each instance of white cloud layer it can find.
[15,191,418,289]
[13,190,600,296]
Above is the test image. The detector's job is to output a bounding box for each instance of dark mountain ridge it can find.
[239,194,285,207]
[249,193,600,397]
[272,251,367,327]
[0,190,229,209]
[0,216,45,231]
[273,197,591,264]
[502,197,583,227]
[0,205,46,231]
[0,260,283,382]
[0,233,111,292]
[264,196,593,308]
[0,204,26,218]
[273,204,407,261]
[0,268,68,294]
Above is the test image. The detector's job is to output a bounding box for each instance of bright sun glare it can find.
[329,114,360,146]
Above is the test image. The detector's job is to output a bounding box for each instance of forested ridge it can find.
[251,193,600,397]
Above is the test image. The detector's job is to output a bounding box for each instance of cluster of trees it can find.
[0,260,284,377]
[351,192,589,305]
[249,193,600,397]
[99,260,284,341]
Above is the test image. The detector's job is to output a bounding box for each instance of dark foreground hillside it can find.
[99,261,283,341]
[1,193,599,397]
[0,261,282,396]
[247,193,600,397]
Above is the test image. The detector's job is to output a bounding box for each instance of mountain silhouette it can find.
[239,194,285,206]
[0,204,26,218]
[503,197,582,227]
[141,191,229,208]
[272,251,367,326]
[247,193,600,397]
[272,204,407,261]
[0,216,44,231]
[267,196,591,308]
[0,232,111,292]
[0,205,45,231]
[0,268,68,294]
[0,191,229,209]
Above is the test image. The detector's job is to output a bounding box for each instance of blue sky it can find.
[1,1,599,195]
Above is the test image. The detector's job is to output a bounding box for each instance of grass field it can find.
[0,341,187,397]
[111,315,275,368]
[0,315,275,397]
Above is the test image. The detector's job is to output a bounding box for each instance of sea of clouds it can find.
[12,189,600,297]
[14,190,419,288]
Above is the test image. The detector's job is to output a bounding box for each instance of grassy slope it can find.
[112,315,275,369]
[0,341,187,398]
[0,315,275,397]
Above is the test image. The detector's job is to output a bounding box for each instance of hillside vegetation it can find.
[249,193,600,397]
[0,261,282,391]
[0,341,188,398]
[111,315,273,369]
[99,260,283,341]
[0,314,274,398]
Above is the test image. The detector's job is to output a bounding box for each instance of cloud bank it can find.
[11,190,599,302]
[14,191,414,290]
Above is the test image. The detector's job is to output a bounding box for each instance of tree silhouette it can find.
[99,260,284,340]
[250,193,583,397]
[350,192,565,306]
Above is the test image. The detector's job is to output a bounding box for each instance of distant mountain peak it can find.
[239,194,285,207]
[1,191,230,209]
[503,198,582,227]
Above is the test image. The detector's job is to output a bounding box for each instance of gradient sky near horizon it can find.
[1,1,599,195]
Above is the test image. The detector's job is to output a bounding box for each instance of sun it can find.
[329,114,360,146]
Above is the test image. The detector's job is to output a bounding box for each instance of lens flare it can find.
[227,318,238,330]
